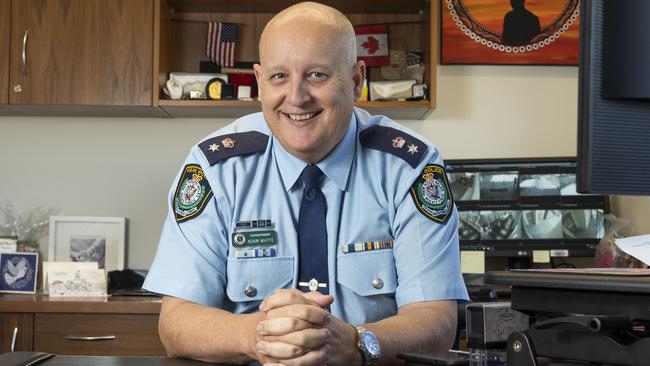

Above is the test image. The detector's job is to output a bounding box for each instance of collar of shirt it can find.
[272,113,357,192]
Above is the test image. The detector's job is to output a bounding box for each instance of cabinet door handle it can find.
[11,327,18,352]
[64,335,117,341]
[21,30,29,75]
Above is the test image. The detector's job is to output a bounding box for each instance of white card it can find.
[48,268,107,297]
[0,237,17,253]
[615,234,650,266]
[42,261,98,293]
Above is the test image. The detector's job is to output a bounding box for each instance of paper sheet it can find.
[533,250,551,263]
[461,251,485,274]
[615,234,650,266]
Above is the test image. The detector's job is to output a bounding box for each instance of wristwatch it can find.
[353,325,381,365]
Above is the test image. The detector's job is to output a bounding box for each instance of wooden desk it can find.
[0,294,165,356]
[0,352,213,366]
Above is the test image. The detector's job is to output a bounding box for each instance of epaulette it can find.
[359,125,428,168]
[198,131,269,166]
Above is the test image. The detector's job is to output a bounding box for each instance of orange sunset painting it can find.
[441,0,580,64]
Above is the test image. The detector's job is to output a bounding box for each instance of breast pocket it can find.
[226,256,294,302]
[337,250,397,296]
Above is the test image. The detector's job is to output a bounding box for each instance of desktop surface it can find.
[0,353,217,366]
[485,269,650,294]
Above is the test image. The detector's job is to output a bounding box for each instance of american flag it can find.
[206,22,239,67]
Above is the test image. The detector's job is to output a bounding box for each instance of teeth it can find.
[288,112,315,121]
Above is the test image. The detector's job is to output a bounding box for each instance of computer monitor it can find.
[577,0,650,195]
[446,158,608,260]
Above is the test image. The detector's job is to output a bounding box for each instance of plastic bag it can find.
[595,214,648,268]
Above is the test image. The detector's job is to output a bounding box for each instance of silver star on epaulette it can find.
[407,144,419,155]
[209,144,220,152]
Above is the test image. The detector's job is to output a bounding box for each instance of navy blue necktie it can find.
[297,165,329,294]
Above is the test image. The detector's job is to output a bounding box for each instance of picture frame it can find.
[441,0,580,65]
[0,252,39,294]
[49,216,126,272]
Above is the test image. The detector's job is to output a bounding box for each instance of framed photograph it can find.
[441,0,580,65]
[49,216,126,272]
[0,252,39,294]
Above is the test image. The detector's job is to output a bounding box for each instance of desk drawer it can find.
[34,313,166,356]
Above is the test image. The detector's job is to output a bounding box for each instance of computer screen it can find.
[446,158,608,259]
[577,0,650,195]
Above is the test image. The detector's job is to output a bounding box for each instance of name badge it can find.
[232,230,277,247]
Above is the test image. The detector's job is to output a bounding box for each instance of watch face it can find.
[362,331,381,358]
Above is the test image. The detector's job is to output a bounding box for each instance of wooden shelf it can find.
[156,0,437,120]
[165,0,429,15]
[158,99,431,119]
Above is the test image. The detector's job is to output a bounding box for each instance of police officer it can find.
[143,2,468,365]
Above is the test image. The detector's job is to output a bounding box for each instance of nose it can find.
[286,77,311,106]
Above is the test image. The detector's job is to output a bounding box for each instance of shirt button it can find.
[244,285,257,297]
[372,278,384,290]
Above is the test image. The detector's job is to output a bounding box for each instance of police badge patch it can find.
[174,164,213,223]
[410,164,454,224]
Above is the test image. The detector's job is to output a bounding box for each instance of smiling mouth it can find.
[285,111,322,121]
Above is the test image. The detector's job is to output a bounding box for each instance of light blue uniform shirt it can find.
[144,108,469,325]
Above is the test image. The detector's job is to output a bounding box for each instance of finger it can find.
[255,352,280,365]
[263,328,330,349]
[258,316,315,335]
[260,289,322,311]
[280,345,330,366]
[303,291,334,308]
[257,340,307,360]
[266,304,330,325]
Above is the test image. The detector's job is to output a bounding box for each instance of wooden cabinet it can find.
[0,295,166,356]
[0,313,33,352]
[0,0,437,119]
[0,0,9,104]
[10,0,153,105]
[35,313,164,356]
[0,0,167,117]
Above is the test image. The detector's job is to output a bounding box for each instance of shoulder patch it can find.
[359,125,428,168]
[410,164,454,224]
[198,131,269,166]
[174,164,213,223]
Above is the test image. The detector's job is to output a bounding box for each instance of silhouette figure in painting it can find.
[502,0,541,46]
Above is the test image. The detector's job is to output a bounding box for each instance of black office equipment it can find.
[107,269,157,296]
[486,270,650,366]
[577,0,650,195]
[446,158,608,263]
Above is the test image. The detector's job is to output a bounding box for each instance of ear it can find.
[253,63,263,100]
[352,60,366,101]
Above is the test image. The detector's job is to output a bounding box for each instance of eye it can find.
[308,72,328,81]
[270,73,287,81]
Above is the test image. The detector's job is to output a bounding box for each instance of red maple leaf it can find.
[362,36,380,54]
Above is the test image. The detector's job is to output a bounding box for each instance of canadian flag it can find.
[355,24,390,67]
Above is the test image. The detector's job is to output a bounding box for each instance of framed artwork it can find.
[441,0,580,65]
[49,216,126,272]
[0,252,39,294]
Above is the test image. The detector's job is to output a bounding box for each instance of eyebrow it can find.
[262,63,335,72]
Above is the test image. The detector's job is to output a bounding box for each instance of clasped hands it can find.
[253,289,360,366]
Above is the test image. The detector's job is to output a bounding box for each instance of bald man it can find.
[143,2,468,365]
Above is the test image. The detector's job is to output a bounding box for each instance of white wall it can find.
[1,65,648,269]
